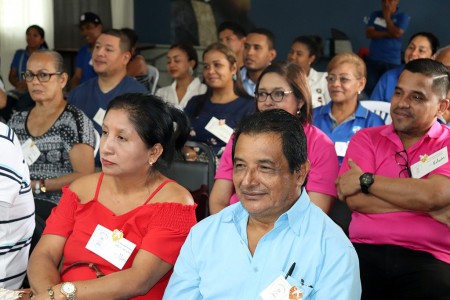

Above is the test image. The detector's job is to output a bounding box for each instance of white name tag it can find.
[86,224,136,270]
[93,108,106,126]
[410,147,448,179]
[205,117,233,143]
[374,17,387,28]
[335,141,348,158]
[21,138,41,166]
[260,275,292,300]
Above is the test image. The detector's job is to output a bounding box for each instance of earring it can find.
[188,67,194,76]
[232,73,237,81]
[297,109,301,116]
[358,90,361,95]
[149,161,153,166]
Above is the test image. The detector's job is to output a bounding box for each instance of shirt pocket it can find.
[286,275,314,299]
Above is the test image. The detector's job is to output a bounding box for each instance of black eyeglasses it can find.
[255,90,294,102]
[395,150,412,178]
[22,71,62,82]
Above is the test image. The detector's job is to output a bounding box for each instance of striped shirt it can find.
[0,122,35,289]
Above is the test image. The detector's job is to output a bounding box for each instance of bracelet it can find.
[47,288,55,300]
[34,180,41,195]
[34,180,46,194]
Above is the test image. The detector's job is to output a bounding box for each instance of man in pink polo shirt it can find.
[336,58,450,299]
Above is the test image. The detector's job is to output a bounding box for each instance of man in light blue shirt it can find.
[240,28,276,96]
[164,109,361,299]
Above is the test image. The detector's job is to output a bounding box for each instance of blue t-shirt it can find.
[368,8,410,65]
[163,190,361,299]
[68,76,147,134]
[10,48,31,81]
[313,101,385,165]
[370,65,404,102]
[75,44,97,84]
[184,95,255,155]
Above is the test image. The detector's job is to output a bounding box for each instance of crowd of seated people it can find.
[1,13,449,300]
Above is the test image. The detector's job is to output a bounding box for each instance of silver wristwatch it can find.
[61,282,77,300]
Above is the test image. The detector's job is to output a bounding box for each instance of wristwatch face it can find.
[361,174,372,184]
[62,282,76,293]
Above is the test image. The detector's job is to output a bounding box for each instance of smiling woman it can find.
[184,42,255,157]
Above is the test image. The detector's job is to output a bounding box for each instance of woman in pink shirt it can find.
[210,61,339,214]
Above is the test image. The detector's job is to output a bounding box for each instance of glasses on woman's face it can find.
[22,71,62,83]
[395,150,412,178]
[325,75,354,85]
[255,89,294,102]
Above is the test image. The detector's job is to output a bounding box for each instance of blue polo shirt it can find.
[368,8,410,65]
[313,102,384,165]
[164,189,361,299]
[75,44,97,84]
[370,65,404,102]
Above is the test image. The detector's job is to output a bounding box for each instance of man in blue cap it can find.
[70,12,103,89]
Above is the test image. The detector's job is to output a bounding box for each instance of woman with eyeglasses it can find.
[8,50,95,220]
[313,53,384,165]
[209,61,339,215]
[183,42,254,158]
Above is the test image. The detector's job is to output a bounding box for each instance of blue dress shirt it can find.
[240,67,256,96]
[163,190,361,299]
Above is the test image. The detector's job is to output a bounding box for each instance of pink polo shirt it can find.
[215,124,339,204]
[339,122,450,264]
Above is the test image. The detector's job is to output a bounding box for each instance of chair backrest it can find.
[147,64,160,95]
[161,141,216,221]
[360,100,392,124]
[94,130,101,157]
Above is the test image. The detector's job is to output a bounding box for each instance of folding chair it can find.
[161,141,216,221]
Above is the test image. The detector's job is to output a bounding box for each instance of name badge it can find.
[410,147,448,179]
[374,17,387,28]
[93,108,106,126]
[86,224,136,269]
[21,138,41,166]
[205,117,233,143]
[335,141,348,157]
[260,275,292,300]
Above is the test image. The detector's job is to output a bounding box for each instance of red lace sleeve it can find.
[140,203,197,265]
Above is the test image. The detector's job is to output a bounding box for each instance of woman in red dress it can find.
[28,93,197,299]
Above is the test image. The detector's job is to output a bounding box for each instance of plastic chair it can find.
[360,100,392,124]
[161,141,216,221]
[94,130,101,157]
[147,64,160,95]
